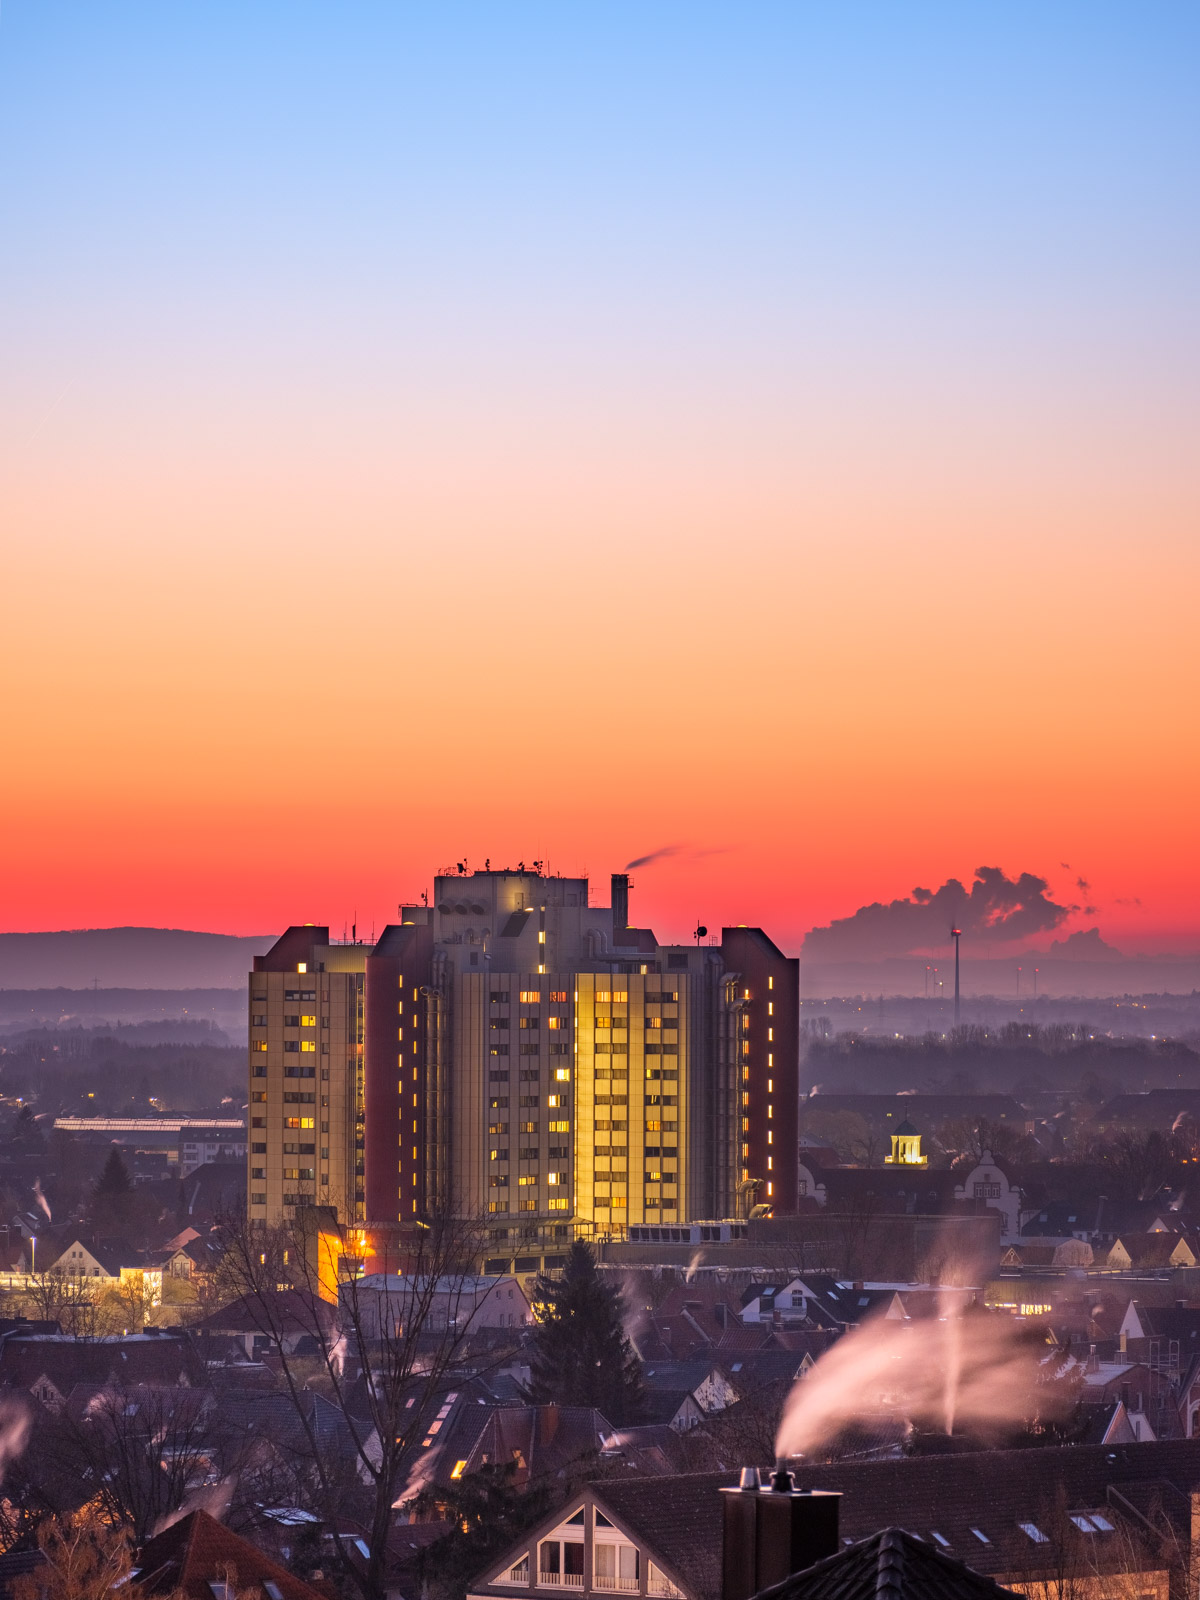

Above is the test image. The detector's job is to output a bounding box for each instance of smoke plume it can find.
[775,1304,1065,1459]
[0,1399,32,1483]
[802,866,1070,961]
[32,1179,51,1222]
[625,846,681,870]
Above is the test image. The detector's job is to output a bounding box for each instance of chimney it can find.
[611,874,629,937]
[721,1467,840,1600]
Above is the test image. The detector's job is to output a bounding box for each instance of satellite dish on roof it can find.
[694,924,707,945]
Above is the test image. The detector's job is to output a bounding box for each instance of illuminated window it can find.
[284,1117,315,1130]
[519,991,540,1003]
[301,1014,316,1027]
[252,1040,267,1052]
[550,992,568,1003]
[297,963,307,974]
[548,1016,561,1029]
[549,1120,569,1133]
[548,1197,569,1210]
[301,1040,316,1052]
[518,1175,537,1186]
[451,1460,468,1479]
[555,1069,570,1081]
[548,1095,564,1108]
[611,1196,627,1208]
[767,1079,773,1093]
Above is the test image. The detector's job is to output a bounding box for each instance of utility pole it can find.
[950,926,962,1027]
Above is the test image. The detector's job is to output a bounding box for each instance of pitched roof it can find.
[0,1332,204,1394]
[134,1509,324,1598]
[755,1527,1021,1600]
[593,1439,1200,1584]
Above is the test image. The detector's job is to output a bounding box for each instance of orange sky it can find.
[1,7,1197,953]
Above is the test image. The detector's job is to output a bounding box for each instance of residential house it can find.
[468,1442,1200,1600]
[351,1274,532,1342]
[756,1527,1023,1600]
[132,1508,327,1598]
[0,1331,204,1411]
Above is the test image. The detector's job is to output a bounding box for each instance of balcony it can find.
[538,1575,584,1589]
[594,1579,639,1593]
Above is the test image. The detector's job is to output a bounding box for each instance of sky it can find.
[1,3,1197,955]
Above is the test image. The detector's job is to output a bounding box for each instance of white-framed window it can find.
[594,1543,639,1592]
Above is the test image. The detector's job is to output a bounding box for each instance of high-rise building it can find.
[247,928,366,1224]
[249,870,797,1261]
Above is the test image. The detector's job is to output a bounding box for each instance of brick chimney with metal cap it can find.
[720,1464,841,1600]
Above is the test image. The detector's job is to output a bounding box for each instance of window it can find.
[594,1544,639,1592]
[555,1069,570,1081]
[974,1182,1001,1199]
[548,1198,569,1210]
[550,992,568,1003]
[1019,1523,1048,1544]
[970,1529,989,1544]
[252,1040,267,1052]
[284,1117,316,1130]
[451,1459,468,1479]
[520,991,541,1003]
[930,1532,949,1548]
[301,1040,316,1052]
[549,1120,570,1133]
[300,1014,316,1026]
[539,1538,585,1588]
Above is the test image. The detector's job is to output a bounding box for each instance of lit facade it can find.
[250,870,798,1262]
[248,927,366,1224]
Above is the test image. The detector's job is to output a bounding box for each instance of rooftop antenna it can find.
[694,922,707,946]
[950,927,962,1026]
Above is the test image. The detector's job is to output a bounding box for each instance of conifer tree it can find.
[91,1148,134,1233]
[526,1241,642,1423]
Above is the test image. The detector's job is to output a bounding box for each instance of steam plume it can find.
[0,1399,32,1483]
[32,1179,51,1222]
[625,846,681,870]
[803,866,1070,961]
[775,1305,1063,1459]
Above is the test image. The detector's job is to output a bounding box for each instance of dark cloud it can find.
[803,866,1072,962]
[1076,875,1091,895]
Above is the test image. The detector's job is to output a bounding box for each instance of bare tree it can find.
[42,1383,218,1542]
[18,1269,99,1337]
[215,1204,490,1600]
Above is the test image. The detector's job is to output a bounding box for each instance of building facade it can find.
[248,927,366,1224]
[249,870,798,1259]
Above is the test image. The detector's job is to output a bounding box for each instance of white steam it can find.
[0,1399,32,1482]
[776,1306,1059,1459]
[32,1179,51,1222]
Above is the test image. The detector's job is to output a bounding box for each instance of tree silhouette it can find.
[526,1242,642,1423]
[91,1148,134,1232]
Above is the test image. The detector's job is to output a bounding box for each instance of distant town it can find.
[0,865,1197,1596]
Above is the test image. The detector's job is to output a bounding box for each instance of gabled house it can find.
[641,1359,738,1416]
[1107,1234,1200,1270]
[469,1443,1200,1600]
[132,1508,327,1598]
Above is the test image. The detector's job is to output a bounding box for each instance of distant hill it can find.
[0,927,275,989]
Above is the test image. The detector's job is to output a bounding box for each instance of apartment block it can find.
[248,927,365,1225]
[250,869,798,1254]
